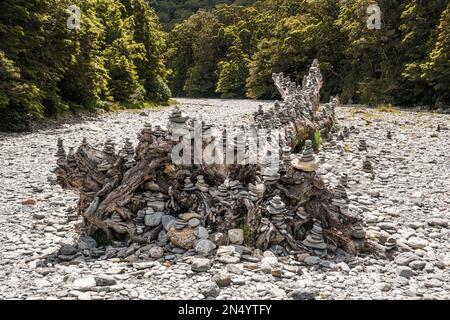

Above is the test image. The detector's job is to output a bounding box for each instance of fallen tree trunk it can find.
[55,60,383,257]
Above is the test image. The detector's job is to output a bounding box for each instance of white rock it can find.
[407,237,429,249]
[73,277,96,291]
[217,246,239,257]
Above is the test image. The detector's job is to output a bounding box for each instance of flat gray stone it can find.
[144,212,163,227]
[397,266,413,279]
[194,239,216,256]
[162,215,176,231]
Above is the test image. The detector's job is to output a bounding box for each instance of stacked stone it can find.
[274,101,281,114]
[387,131,392,140]
[257,105,264,115]
[183,177,197,192]
[261,161,280,185]
[340,173,349,187]
[138,123,154,143]
[266,196,287,233]
[195,175,209,193]
[145,193,166,212]
[263,112,272,128]
[247,183,260,202]
[229,180,243,200]
[291,140,319,172]
[102,139,115,157]
[303,220,327,250]
[122,138,136,168]
[254,106,264,126]
[172,218,186,230]
[280,146,291,173]
[98,139,115,172]
[214,181,231,206]
[285,208,295,221]
[141,122,153,135]
[67,147,77,169]
[358,139,368,152]
[55,138,66,159]
[272,114,282,128]
[350,223,366,239]
[343,126,350,138]
[296,207,309,221]
[279,108,290,124]
[362,156,374,174]
[169,106,188,130]
[332,183,350,215]
[202,121,213,142]
[153,125,166,138]
[385,236,397,251]
[173,213,203,230]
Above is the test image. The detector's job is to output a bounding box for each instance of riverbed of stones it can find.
[0,99,449,300]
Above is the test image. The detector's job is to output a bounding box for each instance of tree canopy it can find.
[166,0,450,108]
[0,0,170,132]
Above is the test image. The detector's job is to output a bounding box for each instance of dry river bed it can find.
[0,98,449,300]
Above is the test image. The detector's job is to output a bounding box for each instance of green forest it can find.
[1,0,450,132]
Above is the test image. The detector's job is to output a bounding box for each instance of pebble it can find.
[395,252,417,266]
[198,281,220,298]
[211,272,232,287]
[149,246,164,259]
[73,277,96,291]
[407,237,429,249]
[145,212,163,227]
[397,266,414,279]
[191,258,211,272]
[228,229,244,245]
[304,256,321,266]
[289,288,318,300]
[188,218,201,228]
[194,239,216,256]
[94,276,117,287]
[409,260,426,271]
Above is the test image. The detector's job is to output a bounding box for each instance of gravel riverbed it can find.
[0,98,449,300]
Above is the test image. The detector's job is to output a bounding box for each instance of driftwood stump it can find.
[55,60,383,257]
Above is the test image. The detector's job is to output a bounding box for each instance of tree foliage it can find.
[0,0,170,132]
[166,0,450,107]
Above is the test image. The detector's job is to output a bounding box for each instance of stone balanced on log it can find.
[54,60,383,257]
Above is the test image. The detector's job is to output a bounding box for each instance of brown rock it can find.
[212,272,232,287]
[271,268,283,278]
[21,199,36,206]
[168,227,196,250]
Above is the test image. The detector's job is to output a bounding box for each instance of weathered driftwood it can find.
[55,60,383,257]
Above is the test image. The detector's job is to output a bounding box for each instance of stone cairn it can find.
[358,139,368,152]
[362,156,374,174]
[291,140,319,172]
[303,220,327,250]
[54,60,384,259]
[266,196,288,233]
